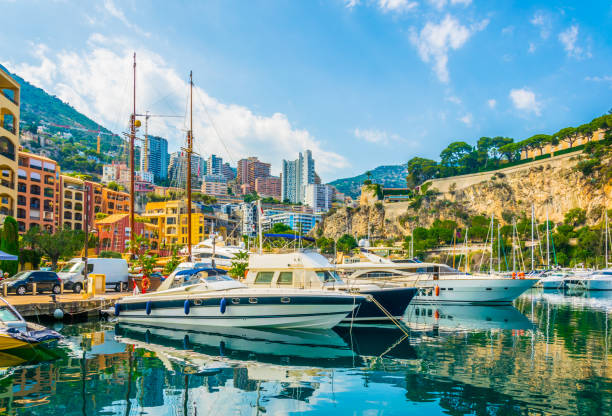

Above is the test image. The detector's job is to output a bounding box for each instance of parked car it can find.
[58,258,129,293]
[2,271,62,295]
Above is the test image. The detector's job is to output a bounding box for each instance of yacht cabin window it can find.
[254,272,274,284]
[277,272,293,285]
[315,271,342,283]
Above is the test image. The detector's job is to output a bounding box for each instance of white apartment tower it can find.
[281,150,315,204]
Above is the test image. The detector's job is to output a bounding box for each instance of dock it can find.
[6,293,124,320]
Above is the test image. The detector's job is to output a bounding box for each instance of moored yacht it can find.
[114,267,365,329]
[565,268,612,291]
[336,253,538,305]
[243,251,417,321]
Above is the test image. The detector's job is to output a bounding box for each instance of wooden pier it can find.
[6,293,124,320]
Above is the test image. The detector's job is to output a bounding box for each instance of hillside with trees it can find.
[406,113,612,187]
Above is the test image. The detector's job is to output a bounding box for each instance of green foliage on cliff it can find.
[406,113,612,187]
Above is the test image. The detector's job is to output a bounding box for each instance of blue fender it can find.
[220,297,227,314]
[114,303,120,316]
[184,300,190,315]
[145,301,152,315]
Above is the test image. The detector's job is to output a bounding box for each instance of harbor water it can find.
[1,290,611,415]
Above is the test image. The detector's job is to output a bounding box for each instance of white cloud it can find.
[530,11,551,39]
[528,42,536,53]
[353,128,410,146]
[585,75,612,87]
[103,0,151,37]
[558,25,591,59]
[501,26,514,36]
[445,95,461,104]
[487,99,496,109]
[428,0,472,10]
[378,0,418,13]
[459,113,473,126]
[3,36,348,178]
[344,0,360,8]
[410,14,488,83]
[509,88,541,116]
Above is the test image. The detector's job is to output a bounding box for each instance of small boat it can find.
[565,268,612,291]
[538,271,568,289]
[0,297,62,352]
[114,267,365,330]
[244,251,417,322]
[336,253,538,305]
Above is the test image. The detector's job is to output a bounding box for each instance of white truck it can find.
[57,258,129,293]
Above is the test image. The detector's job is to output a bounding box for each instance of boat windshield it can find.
[316,270,342,283]
[0,305,20,322]
[178,272,234,288]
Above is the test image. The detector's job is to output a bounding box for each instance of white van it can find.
[58,258,129,293]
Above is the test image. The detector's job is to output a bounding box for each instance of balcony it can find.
[30,211,41,220]
[43,211,54,221]
[1,89,18,106]
[0,178,13,189]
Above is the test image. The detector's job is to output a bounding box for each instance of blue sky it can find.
[1,0,611,181]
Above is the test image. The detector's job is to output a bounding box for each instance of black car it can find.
[3,271,63,295]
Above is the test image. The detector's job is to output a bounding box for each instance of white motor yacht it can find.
[114,267,365,330]
[565,268,612,291]
[184,237,243,268]
[336,253,538,305]
[244,251,417,321]
[538,271,568,289]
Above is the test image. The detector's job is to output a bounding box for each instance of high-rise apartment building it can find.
[207,154,223,176]
[255,176,281,200]
[16,152,58,233]
[221,162,236,181]
[168,151,205,188]
[237,157,271,193]
[201,174,228,197]
[0,67,20,218]
[140,135,169,181]
[281,150,315,204]
[304,183,333,213]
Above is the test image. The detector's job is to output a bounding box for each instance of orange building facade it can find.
[16,152,58,233]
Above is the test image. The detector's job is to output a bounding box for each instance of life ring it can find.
[512,272,516,279]
[435,285,440,296]
[519,272,525,279]
[142,277,151,291]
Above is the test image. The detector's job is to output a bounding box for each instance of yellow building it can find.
[143,200,206,249]
[59,175,85,230]
[0,67,20,217]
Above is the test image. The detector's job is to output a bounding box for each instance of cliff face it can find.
[316,151,612,238]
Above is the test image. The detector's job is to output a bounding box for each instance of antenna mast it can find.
[130,52,136,258]
[186,71,193,261]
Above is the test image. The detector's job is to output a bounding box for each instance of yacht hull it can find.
[584,278,612,291]
[116,294,361,329]
[341,287,417,321]
[540,279,566,290]
[411,278,537,304]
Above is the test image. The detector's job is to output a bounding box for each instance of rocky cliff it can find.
[316,149,612,239]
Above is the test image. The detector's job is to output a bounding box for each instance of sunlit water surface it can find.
[1,289,611,415]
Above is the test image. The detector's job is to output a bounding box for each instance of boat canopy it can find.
[264,233,315,242]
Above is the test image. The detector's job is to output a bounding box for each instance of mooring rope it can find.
[366,295,411,338]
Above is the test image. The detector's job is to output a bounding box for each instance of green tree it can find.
[107,181,120,191]
[243,192,259,203]
[28,228,86,270]
[499,143,520,162]
[525,134,552,156]
[271,223,293,233]
[336,234,357,253]
[440,142,473,168]
[229,251,249,278]
[554,127,580,149]
[564,208,587,228]
[316,237,335,254]
[0,217,19,275]
[163,245,183,275]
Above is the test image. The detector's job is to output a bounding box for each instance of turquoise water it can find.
[1,289,611,415]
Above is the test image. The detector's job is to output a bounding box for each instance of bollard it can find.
[32,282,37,295]
[3,283,6,297]
[60,281,64,294]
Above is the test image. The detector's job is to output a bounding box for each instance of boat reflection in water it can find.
[115,322,417,370]
[404,304,534,333]
[535,288,612,313]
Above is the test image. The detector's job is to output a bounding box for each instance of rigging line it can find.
[192,84,237,164]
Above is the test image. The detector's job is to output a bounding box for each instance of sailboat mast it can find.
[512,221,516,272]
[546,206,550,268]
[490,213,494,273]
[605,209,609,268]
[497,223,501,272]
[129,52,136,257]
[531,204,535,270]
[187,71,193,261]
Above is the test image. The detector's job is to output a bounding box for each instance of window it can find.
[0,136,15,160]
[277,272,293,285]
[74,203,82,211]
[17,208,25,219]
[44,175,54,185]
[74,223,82,230]
[30,172,41,182]
[315,271,342,283]
[17,195,25,206]
[64,211,72,220]
[43,162,55,172]
[17,182,26,193]
[17,169,26,179]
[254,272,274,285]
[75,193,83,201]
[44,187,53,198]
[64,190,72,199]
[75,213,82,221]
[30,185,40,195]
[64,201,72,210]
[29,159,42,170]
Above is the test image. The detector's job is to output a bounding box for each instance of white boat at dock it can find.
[114,267,365,330]
[336,253,538,305]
